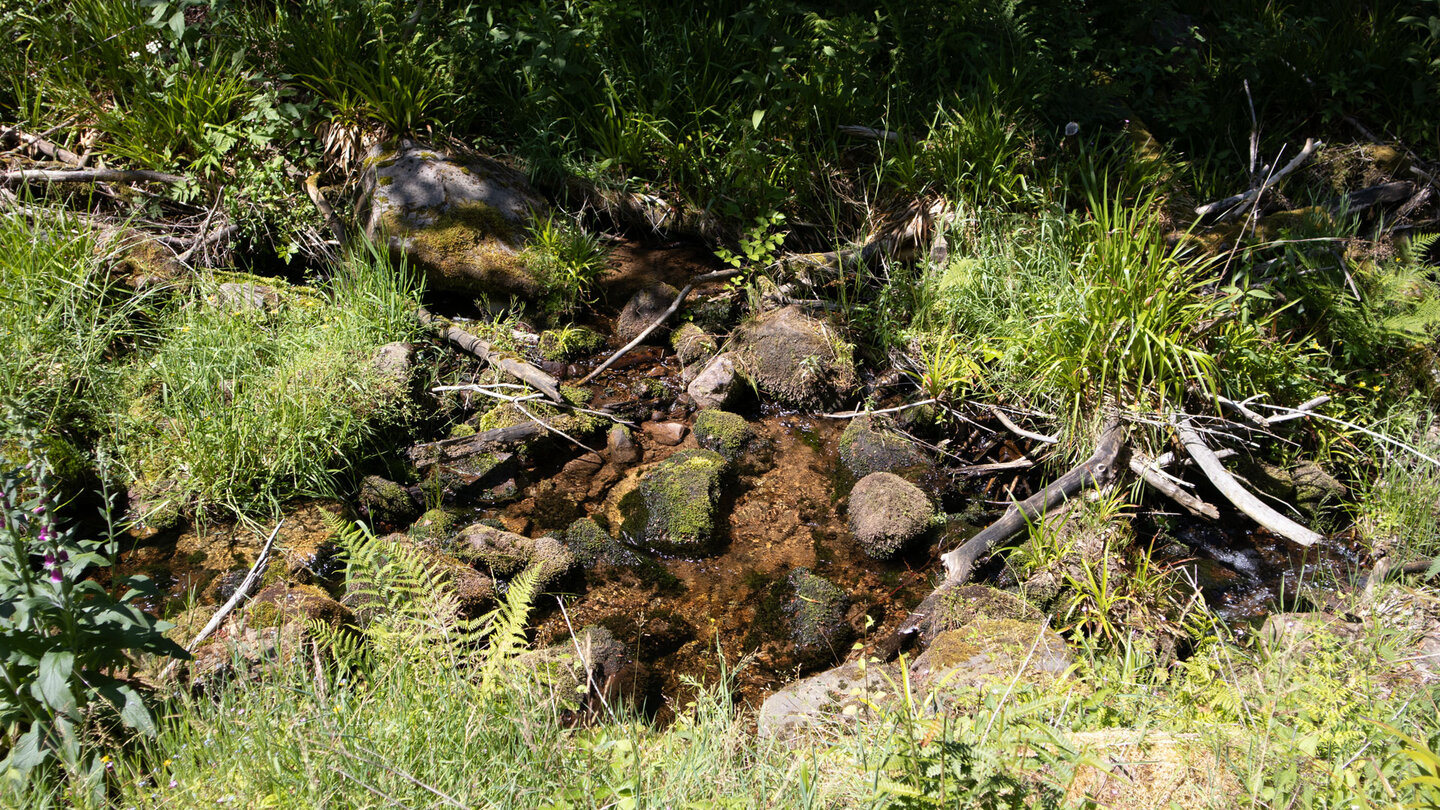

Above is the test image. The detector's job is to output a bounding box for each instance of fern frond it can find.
[479,561,542,694]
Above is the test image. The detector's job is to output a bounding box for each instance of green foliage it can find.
[0,414,186,793]
[523,213,610,320]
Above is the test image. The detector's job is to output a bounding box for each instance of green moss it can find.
[671,322,718,366]
[539,326,605,361]
[563,517,615,567]
[619,449,728,555]
[449,423,477,439]
[933,585,1042,637]
[409,508,460,545]
[693,410,753,461]
[378,202,536,298]
[838,414,928,480]
[786,567,851,656]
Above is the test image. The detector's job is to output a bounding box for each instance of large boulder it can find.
[848,472,935,559]
[615,282,679,344]
[909,619,1072,700]
[364,142,547,300]
[692,410,755,462]
[757,658,898,739]
[730,306,857,410]
[618,449,728,555]
[839,414,931,480]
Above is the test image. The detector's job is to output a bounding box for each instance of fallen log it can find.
[1196,138,1320,223]
[1174,417,1323,547]
[417,307,563,403]
[939,420,1126,584]
[406,423,545,469]
[1128,448,1219,520]
[1,168,186,185]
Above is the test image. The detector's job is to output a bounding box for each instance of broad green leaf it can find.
[35,650,76,716]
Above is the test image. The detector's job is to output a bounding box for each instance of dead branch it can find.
[1175,417,1323,546]
[577,268,741,385]
[305,172,348,247]
[956,458,1035,477]
[14,130,84,166]
[990,406,1059,444]
[1,168,186,185]
[417,307,564,403]
[939,420,1126,583]
[1196,138,1321,223]
[1129,448,1219,519]
[823,399,937,419]
[838,125,904,143]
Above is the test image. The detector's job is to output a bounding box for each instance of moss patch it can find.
[539,326,605,361]
[379,202,537,299]
[619,449,728,555]
[693,410,754,461]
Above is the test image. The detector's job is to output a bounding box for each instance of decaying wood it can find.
[1175,417,1324,547]
[1,168,186,185]
[956,458,1035,477]
[1346,181,1414,214]
[990,406,1059,444]
[1196,138,1321,223]
[838,125,904,143]
[417,307,563,403]
[305,172,348,247]
[577,268,741,385]
[161,521,283,680]
[406,423,544,469]
[1128,448,1220,519]
[939,420,1126,584]
[14,130,84,166]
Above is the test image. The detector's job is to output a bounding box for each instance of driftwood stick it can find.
[1196,138,1321,222]
[161,521,283,680]
[406,423,545,468]
[305,172,348,247]
[956,458,1035,477]
[577,268,740,385]
[1,168,186,185]
[417,307,563,403]
[1129,449,1220,519]
[16,131,84,166]
[1175,418,1323,546]
[940,420,1126,583]
[823,399,937,419]
[990,407,1059,444]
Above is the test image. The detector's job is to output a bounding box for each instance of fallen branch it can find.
[823,398,937,419]
[1175,417,1323,546]
[407,423,545,469]
[161,521,282,680]
[990,406,1059,444]
[417,307,563,403]
[305,172,348,247]
[956,458,1035,477]
[577,268,741,385]
[1196,138,1321,223]
[1,168,186,185]
[15,130,84,166]
[1129,448,1219,519]
[939,420,1126,583]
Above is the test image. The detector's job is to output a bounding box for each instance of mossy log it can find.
[406,423,544,469]
[417,306,563,403]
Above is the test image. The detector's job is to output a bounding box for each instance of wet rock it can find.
[538,326,605,361]
[248,582,353,629]
[687,352,741,410]
[563,517,638,569]
[215,281,280,311]
[910,619,1072,699]
[363,141,547,300]
[359,475,420,530]
[274,501,347,581]
[692,410,754,462]
[671,322,717,367]
[619,449,728,555]
[615,282,679,344]
[918,584,1044,645]
[848,472,935,559]
[731,306,857,410]
[607,425,641,465]
[453,523,573,587]
[783,568,853,667]
[642,421,687,446]
[757,659,898,739]
[430,451,519,503]
[408,508,463,545]
[838,414,930,481]
[523,626,648,715]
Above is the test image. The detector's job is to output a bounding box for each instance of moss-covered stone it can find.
[616,283,679,344]
[453,523,573,587]
[848,472,935,559]
[539,326,605,361]
[692,410,754,462]
[838,414,930,481]
[731,306,857,410]
[248,582,353,629]
[923,585,1043,644]
[671,322,718,367]
[359,475,419,529]
[564,517,632,568]
[784,568,853,666]
[408,508,461,546]
[909,619,1072,697]
[619,449,728,555]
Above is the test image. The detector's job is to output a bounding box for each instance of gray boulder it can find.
[364,142,547,300]
[615,283,679,344]
[848,472,934,559]
[686,352,741,410]
[757,659,897,739]
[909,619,1072,701]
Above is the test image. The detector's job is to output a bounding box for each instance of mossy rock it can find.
[453,523,573,587]
[248,582,353,629]
[921,584,1043,645]
[838,414,930,481]
[408,508,461,546]
[783,568,853,667]
[616,283,680,344]
[364,142,547,300]
[359,475,419,530]
[848,472,935,559]
[692,410,754,462]
[909,619,1072,698]
[671,322,718,367]
[731,306,857,410]
[564,517,637,568]
[538,326,605,361]
[618,449,728,555]
[474,400,604,444]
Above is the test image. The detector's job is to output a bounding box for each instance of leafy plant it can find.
[716,210,788,288]
[0,412,186,790]
[524,213,611,320]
